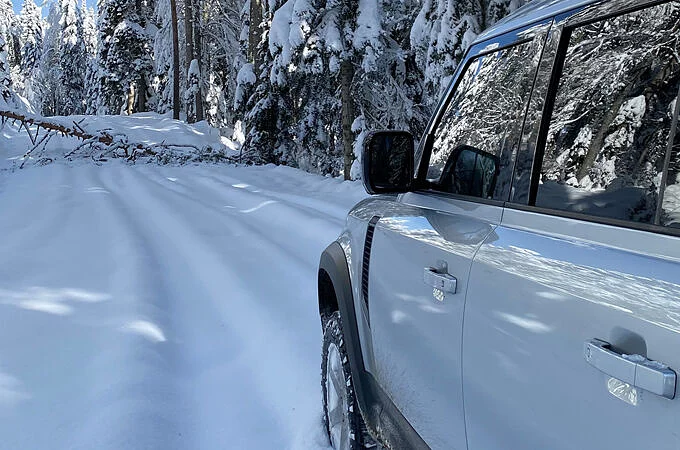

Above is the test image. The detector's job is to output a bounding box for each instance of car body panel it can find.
[463,208,680,450]
[473,0,593,43]
[366,192,501,449]
[319,241,430,449]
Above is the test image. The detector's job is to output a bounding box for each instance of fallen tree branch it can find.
[20,131,55,169]
[0,109,113,145]
[2,108,241,167]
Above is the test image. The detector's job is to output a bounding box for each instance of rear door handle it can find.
[584,339,676,399]
[424,267,457,294]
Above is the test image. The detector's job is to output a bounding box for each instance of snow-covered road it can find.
[0,162,365,449]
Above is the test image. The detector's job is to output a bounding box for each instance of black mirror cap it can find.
[362,130,415,195]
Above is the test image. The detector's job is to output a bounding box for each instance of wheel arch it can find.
[318,242,429,450]
[318,267,339,329]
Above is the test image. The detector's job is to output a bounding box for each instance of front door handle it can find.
[424,267,457,294]
[584,339,676,399]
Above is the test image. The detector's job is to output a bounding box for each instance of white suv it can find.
[318,0,680,448]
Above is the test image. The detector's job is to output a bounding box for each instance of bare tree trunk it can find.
[248,0,262,68]
[340,59,355,180]
[194,0,204,122]
[135,0,146,112]
[170,0,180,120]
[136,75,147,113]
[185,0,195,123]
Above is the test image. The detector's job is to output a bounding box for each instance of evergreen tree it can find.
[11,0,43,109]
[39,3,63,115]
[200,0,243,129]
[0,0,16,68]
[0,29,13,106]
[96,0,152,114]
[59,0,87,114]
[82,0,97,57]
[411,0,527,109]
[18,0,43,74]
[242,1,283,164]
[152,0,174,114]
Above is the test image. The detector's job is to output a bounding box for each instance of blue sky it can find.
[12,0,98,15]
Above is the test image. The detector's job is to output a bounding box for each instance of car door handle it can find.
[584,339,676,399]
[423,267,457,294]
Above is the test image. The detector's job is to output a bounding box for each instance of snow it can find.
[0,117,367,448]
[354,0,381,71]
[236,63,256,86]
[188,58,200,78]
[270,1,294,67]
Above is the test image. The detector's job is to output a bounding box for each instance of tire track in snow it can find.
[138,165,346,229]
[75,165,189,450]
[97,165,290,449]
[191,172,348,226]
[136,164,361,226]
[101,165,307,449]
[113,165,337,448]
[0,164,183,450]
[0,165,74,260]
[127,165,339,271]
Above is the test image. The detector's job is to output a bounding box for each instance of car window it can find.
[660,113,680,228]
[426,41,537,201]
[536,2,680,228]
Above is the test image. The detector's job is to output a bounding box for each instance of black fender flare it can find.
[319,242,429,450]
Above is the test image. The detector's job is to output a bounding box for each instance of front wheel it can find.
[321,311,373,449]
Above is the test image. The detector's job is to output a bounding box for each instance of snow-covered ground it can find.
[0,118,366,449]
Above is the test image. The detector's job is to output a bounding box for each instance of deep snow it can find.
[0,118,367,449]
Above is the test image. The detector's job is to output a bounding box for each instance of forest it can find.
[0,0,526,179]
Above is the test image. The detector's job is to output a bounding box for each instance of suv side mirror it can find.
[362,130,414,195]
[440,145,499,198]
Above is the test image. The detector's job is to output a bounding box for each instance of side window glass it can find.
[536,3,680,227]
[426,41,538,201]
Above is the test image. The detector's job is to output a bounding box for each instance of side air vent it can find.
[361,216,380,323]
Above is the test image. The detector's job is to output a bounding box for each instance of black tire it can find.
[321,311,374,449]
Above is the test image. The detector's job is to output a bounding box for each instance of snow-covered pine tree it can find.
[241,0,287,165]
[13,0,43,109]
[39,3,63,115]
[82,1,99,114]
[82,0,97,56]
[348,0,428,178]
[410,0,527,111]
[18,0,43,75]
[259,0,386,178]
[410,0,483,110]
[0,28,13,106]
[152,0,174,114]
[58,0,87,114]
[96,0,153,114]
[0,0,16,69]
[0,0,11,38]
[184,0,204,122]
[233,0,254,118]
[185,57,200,120]
[269,0,343,175]
[201,0,244,129]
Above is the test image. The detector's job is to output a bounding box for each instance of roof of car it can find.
[474,0,600,43]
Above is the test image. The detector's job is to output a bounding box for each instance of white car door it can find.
[463,2,680,449]
[364,21,550,449]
